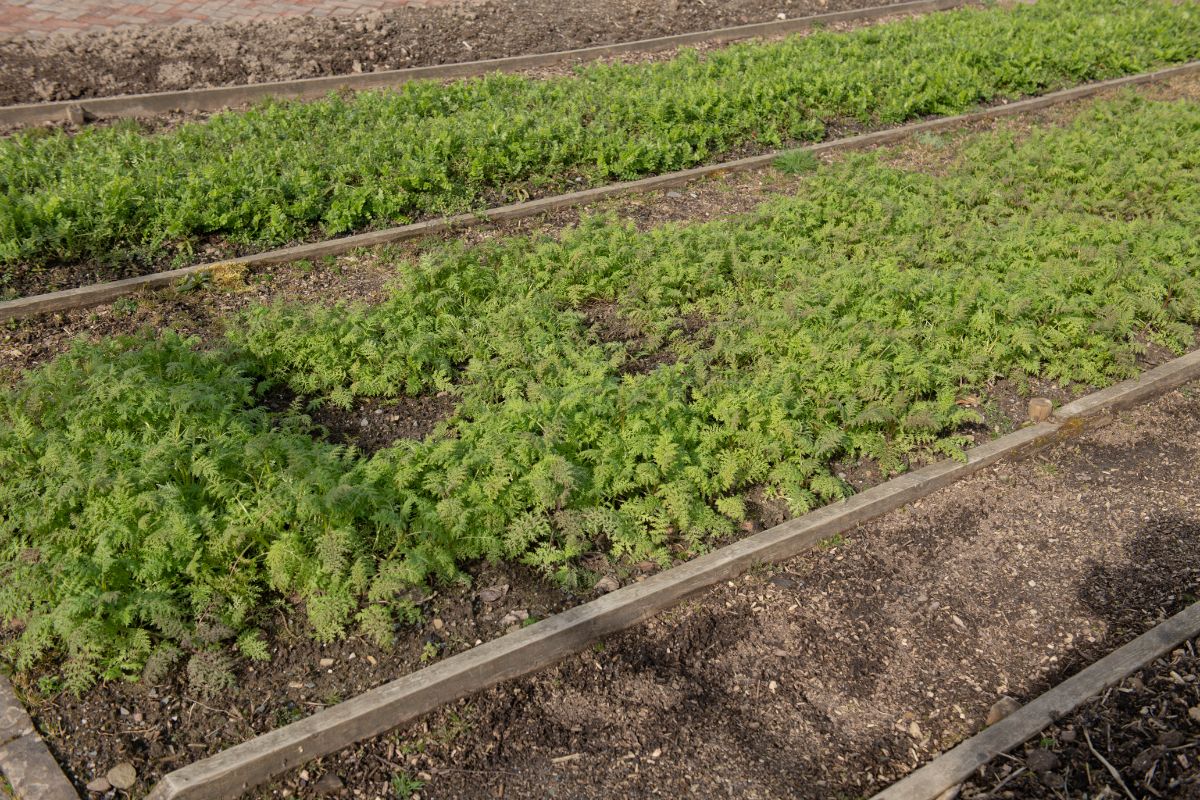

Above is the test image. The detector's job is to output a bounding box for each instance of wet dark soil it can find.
[0,0,912,106]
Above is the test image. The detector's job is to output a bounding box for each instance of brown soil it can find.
[0,0,911,106]
[960,638,1200,799]
[248,382,1200,800]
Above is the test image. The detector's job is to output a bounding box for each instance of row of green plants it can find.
[2,92,1199,692]
[2,0,1199,291]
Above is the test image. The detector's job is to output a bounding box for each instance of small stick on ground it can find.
[1084,727,1136,800]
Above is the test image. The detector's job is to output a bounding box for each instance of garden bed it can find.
[249,382,1200,800]
[2,0,1198,298]
[0,0,913,106]
[3,69,1200,799]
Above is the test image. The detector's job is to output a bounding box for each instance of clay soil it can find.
[0,0,911,106]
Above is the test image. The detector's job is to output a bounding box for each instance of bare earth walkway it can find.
[292,384,1200,800]
[0,0,452,37]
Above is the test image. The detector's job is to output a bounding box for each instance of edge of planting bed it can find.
[0,0,965,128]
[3,58,1199,325]
[126,352,1200,799]
[869,601,1200,800]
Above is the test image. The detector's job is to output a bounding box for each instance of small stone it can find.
[637,561,658,573]
[299,769,311,782]
[1025,748,1059,774]
[1059,728,1077,743]
[499,609,529,626]
[431,618,445,631]
[478,584,509,604]
[1188,706,1200,723]
[106,762,137,790]
[776,12,787,19]
[1131,746,1164,773]
[594,575,620,594]
[666,191,683,199]
[1160,729,1185,747]
[769,575,797,589]
[1028,397,1053,423]
[313,773,344,795]
[319,657,335,668]
[986,696,1021,726]
[132,712,144,723]
[66,105,87,125]
[908,721,922,739]
[87,777,112,794]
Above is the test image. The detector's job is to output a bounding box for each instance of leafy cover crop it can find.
[2,93,1199,690]
[2,0,1199,288]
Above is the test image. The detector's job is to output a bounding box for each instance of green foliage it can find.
[2,93,1199,690]
[391,773,425,797]
[2,0,1199,285]
[773,149,819,175]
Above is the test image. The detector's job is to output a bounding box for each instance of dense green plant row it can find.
[3,92,1199,691]
[2,0,1200,289]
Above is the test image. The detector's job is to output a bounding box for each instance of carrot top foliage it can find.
[2,0,1199,290]
[2,93,1199,691]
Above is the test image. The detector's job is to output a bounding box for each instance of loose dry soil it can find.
[0,0,910,105]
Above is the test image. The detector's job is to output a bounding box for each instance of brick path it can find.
[0,0,452,37]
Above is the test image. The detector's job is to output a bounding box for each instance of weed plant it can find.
[1,93,1198,690]
[1,0,1198,287]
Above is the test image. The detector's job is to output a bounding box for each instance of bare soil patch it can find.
[0,0,911,106]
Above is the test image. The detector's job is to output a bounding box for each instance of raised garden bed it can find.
[1,73,1199,796]
[2,0,1198,297]
[0,0,913,106]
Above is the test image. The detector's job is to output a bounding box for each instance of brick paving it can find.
[0,0,456,37]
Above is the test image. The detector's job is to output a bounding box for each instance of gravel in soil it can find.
[255,382,1200,800]
[960,637,1200,799]
[0,0,914,106]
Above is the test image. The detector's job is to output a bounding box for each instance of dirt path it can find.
[0,0,909,105]
[272,385,1200,800]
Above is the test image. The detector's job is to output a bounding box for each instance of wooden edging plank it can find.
[0,676,79,799]
[144,349,1200,800]
[0,0,963,127]
[4,59,1199,325]
[870,601,1200,800]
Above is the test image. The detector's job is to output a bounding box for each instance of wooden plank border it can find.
[870,601,1200,800]
[4,58,1199,325]
[0,0,963,128]
[0,677,79,799]
[143,349,1200,800]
